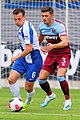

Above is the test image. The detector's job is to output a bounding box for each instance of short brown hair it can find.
[13,8,25,16]
[41,6,54,14]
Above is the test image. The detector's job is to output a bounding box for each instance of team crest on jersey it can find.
[52,29,55,33]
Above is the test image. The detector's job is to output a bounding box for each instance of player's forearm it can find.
[39,38,44,45]
[16,48,32,59]
[11,51,30,64]
[54,36,69,49]
[13,47,32,62]
[46,41,68,52]
[38,34,44,45]
[39,40,43,45]
[17,44,33,59]
[52,41,68,49]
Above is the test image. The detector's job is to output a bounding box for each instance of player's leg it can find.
[8,70,21,99]
[22,56,43,111]
[57,68,72,110]
[39,69,56,107]
[22,81,35,111]
[25,81,35,104]
[8,58,25,99]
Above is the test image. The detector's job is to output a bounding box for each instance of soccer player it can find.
[38,6,72,110]
[8,8,43,111]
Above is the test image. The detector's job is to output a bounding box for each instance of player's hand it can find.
[40,46,47,54]
[46,43,54,52]
[11,56,17,64]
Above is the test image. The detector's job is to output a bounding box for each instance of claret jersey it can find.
[39,19,71,54]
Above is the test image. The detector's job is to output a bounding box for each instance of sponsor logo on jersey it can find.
[45,35,58,40]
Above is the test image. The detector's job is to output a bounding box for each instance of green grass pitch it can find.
[0,88,80,120]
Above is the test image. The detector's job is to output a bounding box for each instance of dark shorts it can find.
[42,53,71,74]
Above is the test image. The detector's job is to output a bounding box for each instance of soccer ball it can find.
[8,97,23,112]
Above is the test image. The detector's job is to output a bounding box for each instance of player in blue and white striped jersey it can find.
[8,8,43,111]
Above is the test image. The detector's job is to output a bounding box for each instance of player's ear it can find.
[52,14,54,18]
[23,15,26,19]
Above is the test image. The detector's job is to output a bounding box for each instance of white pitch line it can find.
[0,112,80,117]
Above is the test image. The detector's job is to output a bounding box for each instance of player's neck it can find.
[47,19,54,26]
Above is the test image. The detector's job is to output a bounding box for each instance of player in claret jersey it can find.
[38,6,72,110]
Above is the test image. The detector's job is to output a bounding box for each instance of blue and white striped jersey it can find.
[18,20,40,63]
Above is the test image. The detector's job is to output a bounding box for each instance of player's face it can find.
[41,12,54,26]
[13,13,26,27]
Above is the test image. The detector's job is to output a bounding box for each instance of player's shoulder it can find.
[24,20,28,25]
[55,19,62,24]
[23,20,34,30]
[23,20,28,29]
[54,19,64,26]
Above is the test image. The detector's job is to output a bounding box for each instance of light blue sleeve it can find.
[57,24,66,34]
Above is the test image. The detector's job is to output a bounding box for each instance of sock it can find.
[60,80,70,100]
[26,89,35,104]
[9,81,21,99]
[39,81,52,96]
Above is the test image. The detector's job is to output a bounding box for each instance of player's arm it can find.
[49,35,68,49]
[46,23,69,51]
[38,33,47,54]
[59,35,68,48]
[38,33,44,45]
[46,36,68,52]
[11,44,33,64]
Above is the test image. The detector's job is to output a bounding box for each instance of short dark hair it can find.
[13,8,25,16]
[41,6,54,14]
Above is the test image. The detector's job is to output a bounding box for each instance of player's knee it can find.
[38,79,47,85]
[25,85,33,92]
[8,77,16,84]
[57,76,65,82]
[39,75,47,81]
